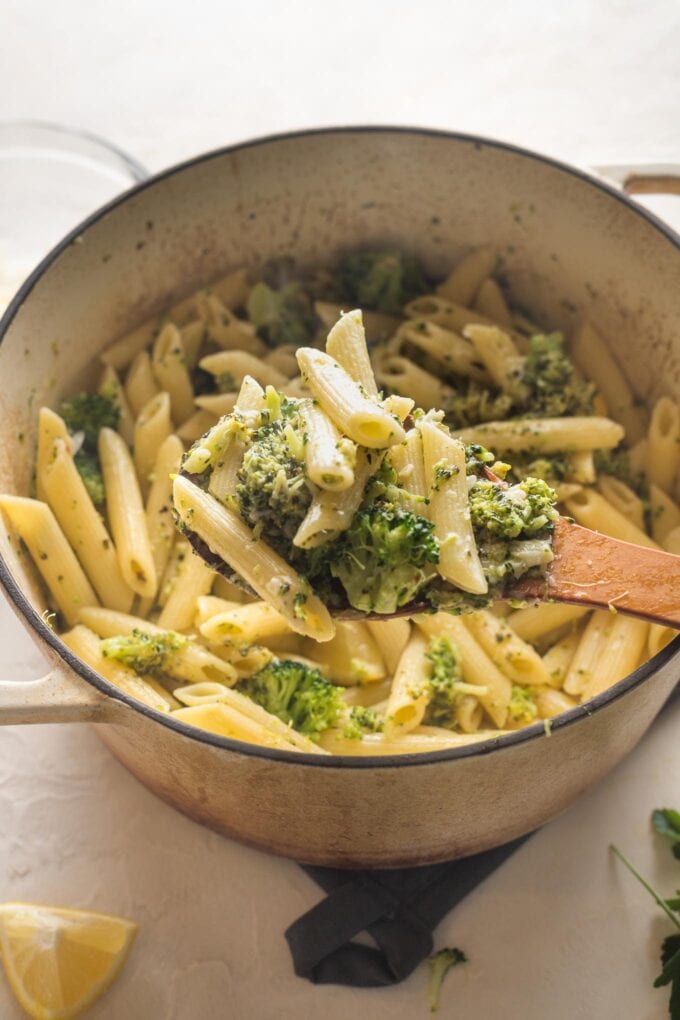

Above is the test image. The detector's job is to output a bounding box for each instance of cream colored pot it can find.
[0,129,678,868]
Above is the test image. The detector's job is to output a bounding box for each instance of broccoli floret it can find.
[342,705,385,739]
[234,404,312,553]
[60,392,119,449]
[509,453,569,484]
[236,659,345,739]
[329,503,440,614]
[469,477,558,540]
[444,382,515,429]
[73,449,106,508]
[423,584,491,615]
[426,947,467,1013]
[60,391,119,509]
[335,250,430,314]
[424,636,463,727]
[508,683,539,726]
[100,628,187,676]
[521,332,595,417]
[247,281,316,347]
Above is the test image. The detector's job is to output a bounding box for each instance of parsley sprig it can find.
[611,809,680,1019]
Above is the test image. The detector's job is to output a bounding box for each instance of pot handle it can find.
[591,162,680,196]
[0,657,113,725]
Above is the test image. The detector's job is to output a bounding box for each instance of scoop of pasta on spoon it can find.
[172,309,680,641]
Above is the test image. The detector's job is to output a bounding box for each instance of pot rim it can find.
[1,123,679,768]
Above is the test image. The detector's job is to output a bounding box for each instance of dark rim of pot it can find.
[1,124,679,769]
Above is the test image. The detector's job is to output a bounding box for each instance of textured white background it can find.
[2,1,680,1017]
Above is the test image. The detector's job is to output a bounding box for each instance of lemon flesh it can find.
[0,903,137,1020]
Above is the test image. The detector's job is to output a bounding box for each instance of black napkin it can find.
[286,682,680,987]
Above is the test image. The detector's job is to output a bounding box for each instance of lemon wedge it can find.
[0,903,137,1019]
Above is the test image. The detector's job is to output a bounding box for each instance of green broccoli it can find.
[444,382,515,429]
[335,250,431,314]
[509,453,569,484]
[329,503,440,614]
[426,947,467,1012]
[508,683,539,726]
[100,628,187,676]
[422,635,488,726]
[73,449,106,508]
[59,391,120,509]
[469,477,558,540]
[236,659,345,739]
[60,392,119,449]
[521,332,595,417]
[342,705,385,739]
[246,280,316,347]
[234,402,312,554]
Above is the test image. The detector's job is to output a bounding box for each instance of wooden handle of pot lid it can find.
[510,518,680,627]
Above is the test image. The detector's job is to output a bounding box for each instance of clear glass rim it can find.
[0,119,148,184]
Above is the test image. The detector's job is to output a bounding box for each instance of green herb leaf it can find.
[653,809,680,847]
[654,936,680,1020]
[426,947,467,1013]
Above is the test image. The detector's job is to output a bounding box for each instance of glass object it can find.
[0,120,148,311]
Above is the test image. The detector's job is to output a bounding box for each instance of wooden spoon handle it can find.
[510,518,680,627]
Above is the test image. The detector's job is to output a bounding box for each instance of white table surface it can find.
[2,2,680,1017]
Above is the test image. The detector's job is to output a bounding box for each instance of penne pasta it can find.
[565,488,658,549]
[300,400,355,491]
[571,321,647,444]
[536,687,577,719]
[156,548,215,632]
[436,247,496,305]
[384,630,431,735]
[391,319,490,385]
[152,323,195,424]
[463,323,527,400]
[464,610,550,686]
[0,496,97,625]
[200,600,292,646]
[474,277,512,327]
[365,618,412,675]
[597,475,646,532]
[199,349,287,390]
[98,427,157,598]
[646,396,680,494]
[99,365,135,446]
[581,616,649,700]
[36,407,71,503]
[649,482,680,544]
[541,628,583,688]
[325,309,378,395]
[303,621,386,686]
[563,611,614,696]
[125,350,159,418]
[133,391,172,497]
[453,416,625,455]
[172,702,303,751]
[374,353,455,410]
[144,434,184,595]
[507,602,589,643]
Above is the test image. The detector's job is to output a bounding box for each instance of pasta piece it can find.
[133,391,172,496]
[99,365,135,446]
[177,410,219,442]
[100,316,163,371]
[325,309,378,395]
[315,301,400,343]
[318,728,509,756]
[199,349,288,390]
[507,602,589,643]
[61,625,174,712]
[195,292,264,354]
[454,416,624,454]
[300,401,355,491]
[208,267,251,310]
[156,549,215,632]
[419,421,487,594]
[264,344,299,377]
[571,321,646,443]
[563,611,614,695]
[565,489,658,549]
[194,393,239,417]
[303,621,386,685]
[404,294,526,348]
[581,616,649,700]
[78,606,237,686]
[172,703,303,751]
[41,437,133,613]
[341,678,393,708]
[124,350,159,418]
[455,695,484,733]
[464,610,550,686]
[0,497,97,625]
[98,427,157,598]
[436,247,496,305]
[382,394,416,422]
[567,451,596,485]
[296,348,405,448]
[647,396,680,494]
[36,407,71,503]
[663,524,680,556]
[144,434,184,594]
[374,353,455,410]
[649,483,680,544]
[597,475,645,532]
[212,573,250,604]
[194,594,242,627]
[415,613,511,728]
[541,628,582,688]
[384,630,431,735]
[463,324,527,400]
[365,618,412,675]
[474,278,512,328]
[648,622,676,658]
[536,688,577,719]
[293,447,383,548]
[391,319,490,385]
[179,320,206,366]
[200,601,292,645]
[172,682,326,754]
[152,323,195,424]
[388,429,429,503]
[172,475,335,641]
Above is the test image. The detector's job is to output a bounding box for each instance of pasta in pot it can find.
[0,246,670,756]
